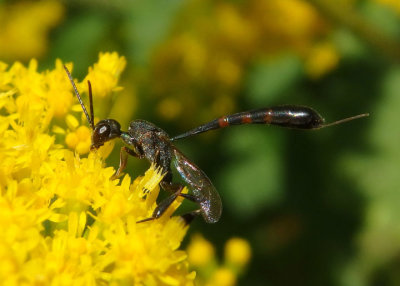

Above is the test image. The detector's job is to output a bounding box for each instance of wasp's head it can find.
[91,119,121,150]
[63,66,123,151]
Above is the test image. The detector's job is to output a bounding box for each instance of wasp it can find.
[64,66,368,224]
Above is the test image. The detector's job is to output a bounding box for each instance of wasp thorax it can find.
[91,119,121,150]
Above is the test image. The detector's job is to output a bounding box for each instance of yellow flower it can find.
[65,125,92,155]
[46,59,75,118]
[0,55,195,285]
[82,52,127,98]
[0,62,11,89]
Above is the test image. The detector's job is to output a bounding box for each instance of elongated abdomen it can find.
[253,105,325,129]
[171,105,325,140]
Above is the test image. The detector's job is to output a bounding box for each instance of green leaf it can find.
[49,13,111,73]
[245,54,302,105]
[361,1,400,36]
[218,127,284,219]
[124,0,183,66]
[341,66,400,284]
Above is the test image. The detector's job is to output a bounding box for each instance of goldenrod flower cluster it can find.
[150,0,338,121]
[0,53,195,285]
[187,235,251,286]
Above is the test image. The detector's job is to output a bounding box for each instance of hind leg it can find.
[137,185,184,223]
[136,183,202,224]
[180,209,202,224]
[161,181,201,202]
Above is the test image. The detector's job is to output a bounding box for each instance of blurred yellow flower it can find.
[157,97,183,120]
[187,235,251,286]
[215,3,258,56]
[0,55,196,285]
[187,234,215,267]
[224,237,252,267]
[150,0,336,124]
[206,267,236,286]
[250,0,327,52]
[305,42,340,79]
[0,0,64,61]
[214,58,242,88]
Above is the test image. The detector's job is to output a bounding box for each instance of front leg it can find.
[111,146,139,180]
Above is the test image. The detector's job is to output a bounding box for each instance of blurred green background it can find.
[1,0,400,285]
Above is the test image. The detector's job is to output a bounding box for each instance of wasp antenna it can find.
[87,80,95,129]
[319,113,369,129]
[63,65,93,129]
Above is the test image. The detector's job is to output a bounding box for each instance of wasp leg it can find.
[178,193,200,203]
[181,209,201,225]
[177,194,202,224]
[137,186,183,223]
[111,146,139,180]
[160,181,183,193]
[160,180,201,203]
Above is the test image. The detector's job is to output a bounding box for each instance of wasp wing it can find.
[172,147,222,223]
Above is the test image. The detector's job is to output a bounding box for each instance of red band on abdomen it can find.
[218,117,229,127]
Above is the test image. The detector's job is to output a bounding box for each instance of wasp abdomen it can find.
[259,105,324,129]
[217,105,324,129]
[171,105,326,140]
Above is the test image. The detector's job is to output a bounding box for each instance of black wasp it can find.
[64,66,368,224]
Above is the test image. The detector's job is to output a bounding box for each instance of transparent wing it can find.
[172,147,222,223]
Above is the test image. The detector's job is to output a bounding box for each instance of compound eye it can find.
[99,125,110,136]
[92,123,111,149]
